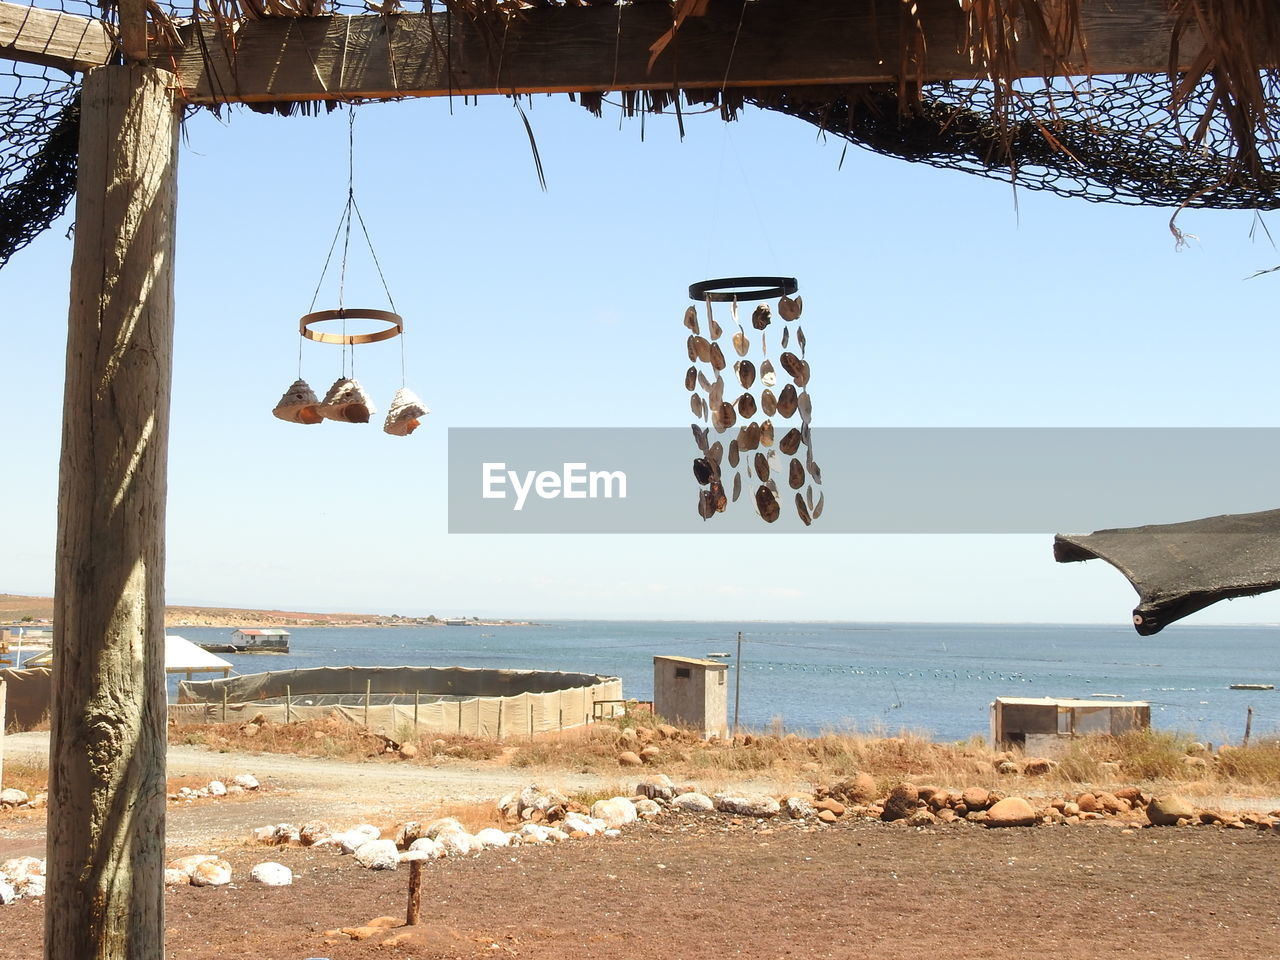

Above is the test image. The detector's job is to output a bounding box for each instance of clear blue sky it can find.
[4,92,1280,625]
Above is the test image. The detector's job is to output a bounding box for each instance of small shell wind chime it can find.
[685,277,823,525]
[272,110,429,436]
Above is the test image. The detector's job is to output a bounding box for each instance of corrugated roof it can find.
[653,655,727,668]
[993,696,1149,708]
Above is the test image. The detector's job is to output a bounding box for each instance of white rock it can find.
[354,839,400,871]
[407,837,443,859]
[207,780,228,797]
[164,869,188,886]
[0,857,43,883]
[0,880,16,905]
[714,795,781,817]
[603,828,622,838]
[249,862,293,886]
[785,797,817,819]
[562,814,599,836]
[670,792,715,813]
[544,828,568,842]
[226,784,245,796]
[168,854,219,878]
[421,817,465,840]
[0,788,29,807]
[518,823,554,842]
[190,859,233,887]
[435,830,476,858]
[472,828,512,849]
[634,798,663,820]
[272,824,300,846]
[252,826,276,844]
[232,774,260,790]
[591,797,638,828]
[17,875,45,898]
[339,824,381,854]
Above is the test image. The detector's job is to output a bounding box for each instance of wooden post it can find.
[46,64,178,960]
[413,690,419,735]
[1243,705,1254,747]
[405,860,424,925]
[0,679,7,791]
[221,685,227,722]
[285,684,292,724]
[365,678,372,728]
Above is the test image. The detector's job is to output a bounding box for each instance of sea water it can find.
[160,621,1280,744]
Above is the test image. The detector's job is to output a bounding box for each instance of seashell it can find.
[755,485,780,523]
[760,420,774,447]
[708,479,727,514]
[708,376,725,408]
[709,342,726,371]
[780,352,804,382]
[795,360,811,388]
[781,326,790,349]
[272,378,323,425]
[806,486,815,511]
[690,336,712,363]
[728,440,740,468]
[691,423,709,451]
[317,377,374,423]
[767,449,781,476]
[736,360,756,390]
[709,317,723,340]
[683,306,699,334]
[788,458,805,490]
[751,304,772,330]
[732,473,742,503]
[732,330,750,357]
[708,441,724,466]
[685,366,698,392]
[754,452,769,484]
[690,394,703,419]
[807,454,823,485]
[739,422,761,451]
[778,295,802,321]
[776,384,798,418]
[698,489,715,520]
[797,325,806,356]
[798,392,813,423]
[737,393,757,418]
[697,370,712,393]
[760,360,777,387]
[795,492,812,526]
[693,458,715,485]
[779,427,803,456]
[745,456,755,480]
[812,491,825,519]
[383,387,430,436]
[761,389,777,417]
[712,401,736,433]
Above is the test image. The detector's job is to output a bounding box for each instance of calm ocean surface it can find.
[30,621,1275,743]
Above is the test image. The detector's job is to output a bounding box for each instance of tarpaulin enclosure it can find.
[171,665,624,737]
[0,667,52,731]
[1054,508,1280,635]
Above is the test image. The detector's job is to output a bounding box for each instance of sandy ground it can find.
[3,735,1280,959]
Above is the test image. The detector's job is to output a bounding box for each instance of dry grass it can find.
[0,756,47,797]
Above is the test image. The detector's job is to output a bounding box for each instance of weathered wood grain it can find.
[48,64,178,960]
[0,0,113,71]
[170,0,1213,106]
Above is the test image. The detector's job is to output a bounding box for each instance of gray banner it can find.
[447,428,1280,533]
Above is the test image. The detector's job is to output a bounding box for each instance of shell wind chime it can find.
[685,277,823,525]
[271,111,429,436]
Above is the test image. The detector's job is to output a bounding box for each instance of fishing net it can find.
[2,0,1280,269]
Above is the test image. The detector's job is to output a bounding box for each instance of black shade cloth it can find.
[1054,509,1280,635]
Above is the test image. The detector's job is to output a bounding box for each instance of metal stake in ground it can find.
[733,631,743,736]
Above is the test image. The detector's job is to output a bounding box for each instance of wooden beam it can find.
[170,0,1209,106]
[48,64,177,960]
[0,0,112,72]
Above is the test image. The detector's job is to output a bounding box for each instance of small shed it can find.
[653,656,728,739]
[991,696,1150,752]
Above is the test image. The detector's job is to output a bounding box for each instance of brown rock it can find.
[656,724,680,740]
[639,745,662,763]
[617,751,643,767]
[1022,758,1053,776]
[1097,792,1128,815]
[399,742,418,760]
[881,784,919,822]
[915,785,941,803]
[961,787,991,811]
[935,808,959,823]
[835,773,878,803]
[1114,786,1146,805]
[817,809,838,824]
[1147,795,1196,826]
[995,760,1020,775]
[985,796,1037,828]
[927,789,951,810]
[1077,792,1100,814]
[1062,802,1080,817]
[813,798,845,816]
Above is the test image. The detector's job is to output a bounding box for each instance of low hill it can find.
[1,594,397,628]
